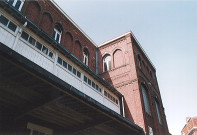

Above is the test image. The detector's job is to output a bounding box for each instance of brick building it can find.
[0,0,169,134]
[98,32,169,134]
[182,117,197,135]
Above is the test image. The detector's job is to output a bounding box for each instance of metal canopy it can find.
[0,44,144,135]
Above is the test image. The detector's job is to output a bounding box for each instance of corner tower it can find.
[98,31,169,135]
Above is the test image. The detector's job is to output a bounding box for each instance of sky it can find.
[54,0,197,134]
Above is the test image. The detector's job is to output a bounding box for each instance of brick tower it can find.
[98,31,169,135]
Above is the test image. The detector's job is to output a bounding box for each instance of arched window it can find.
[141,85,151,115]
[8,0,25,11]
[53,24,62,43]
[138,54,141,68]
[155,101,162,125]
[83,48,89,66]
[103,55,111,72]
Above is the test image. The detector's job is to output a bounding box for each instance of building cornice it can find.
[50,0,97,47]
[0,0,122,97]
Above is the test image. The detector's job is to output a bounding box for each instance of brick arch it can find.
[25,1,41,25]
[113,49,124,68]
[74,40,82,60]
[40,12,53,34]
[65,32,73,52]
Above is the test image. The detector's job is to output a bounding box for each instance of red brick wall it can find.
[21,0,96,72]
[132,37,169,135]
[98,33,169,135]
[182,117,197,135]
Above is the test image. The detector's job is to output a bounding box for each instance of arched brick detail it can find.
[113,49,123,68]
[74,40,82,60]
[40,12,53,34]
[25,1,41,25]
[64,32,73,52]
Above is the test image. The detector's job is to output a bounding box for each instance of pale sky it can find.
[54,0,197,135]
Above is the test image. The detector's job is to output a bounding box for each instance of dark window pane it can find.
[116,99,118,104]
[104,91,107,96]
[72,68,76,75]
[0,15,9,26]
[48,51,53,58]
[113,97,115,102]
[63,61,67,69]
[15,0,21,10]
[88,79,91,86]
[56,33,60,42]
[57,57,62,65]
[42,46,48,55]
[68,64,72,72]
[21,31,29,41]
[8,21,17,32]
[96,85,98,90]
[99,88,102,92]
[104,63,107,72]
[77,71,81,78]
[35,42,42,50]
[84,76,87,83]
[8,0,14,5]
[28,36,36,46]
[92,82,95,88]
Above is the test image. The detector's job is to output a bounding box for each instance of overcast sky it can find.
[54,0,197,134]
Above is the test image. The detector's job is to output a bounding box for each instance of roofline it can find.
[0,0,122,97]
[0,44,144,134]
[50,0,97,47]
[99,31,156,70]
[99,31,131,47]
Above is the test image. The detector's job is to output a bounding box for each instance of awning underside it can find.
[0,44,143,135]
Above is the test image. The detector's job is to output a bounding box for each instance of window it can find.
[53,24,62,43]
[77,71,81,78]
[68,64,72,72]
[141,86,151,115]
[8,0,24,11]
[63,61,67,69]
[0,15,17,32]
[72,68,76,75]
[92,82,95,88]
[57,57,62,65]
[28,36,36,46]
[148,126,153,135]
[84,76,87,83]
[88,79,91,86]
[20,31,54,59]
[35,42,42,51]
[103,55,111,72]
[155,101,162,125]
[83,48,89,66]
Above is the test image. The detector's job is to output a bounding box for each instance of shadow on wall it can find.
[97,49,134,123]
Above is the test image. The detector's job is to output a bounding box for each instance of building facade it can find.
[98,32,169,135]
[0,0,169,134]
[182,117,197,135]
